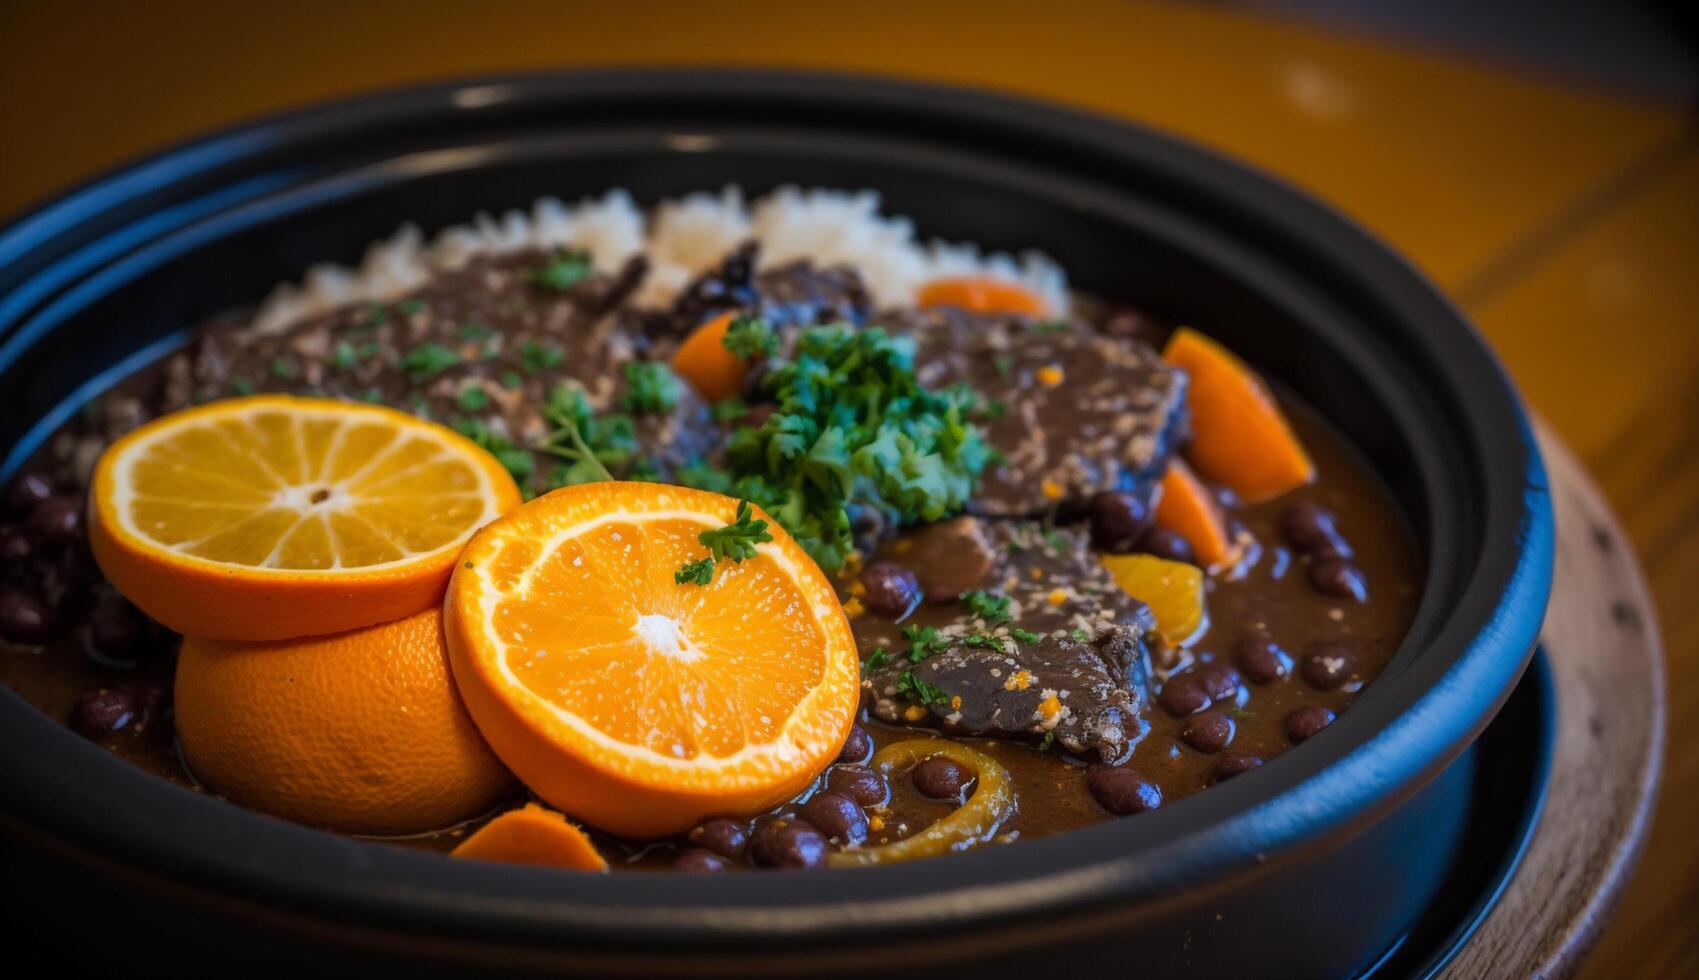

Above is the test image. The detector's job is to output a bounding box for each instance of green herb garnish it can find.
[716,325,991,571]
[673,499,774,586]
[1036,731,1056,751]
[863,647,892,671]
[902,624,943,663]
[722,316,777,360]
[535,382,635,487]
[528,251,592,292]
[458,321,493,342]
[710,396,749,424]
[403,343,460,382]
[269,356,298,380]
[519,340,565,374]
[230,375,255,396]
[963,590,1012,625]
[1010,627,1044,644]
[456,385,489,413]
[619,361,681,415]
[453,416,534,486]
[396,298,426,316]
[895,670,948,706]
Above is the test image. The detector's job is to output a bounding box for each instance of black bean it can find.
[1281,502,1341,553]
[0,590,53,645]
[1286,706,1337,744]
[837,724,873,764]
[799,793,868,844]
[27,496,83,547]
[69,688,138,739]
[672,848,732,873]
[1234,635,1291,684]
[1301,642,1359,690]
[1157,674,1210,717]
[1307,560,1368,602]
[1194,661,1243,702]
[121,681,169,731]
[1085,765,1162,815]
[1136,527,1196,565]
[859,561,923,619]
[826,764,889,807]
[1181,711,1235,754]
[687,818,749,860]
[87,593,150,660]
[912,756,974,801]
[748,818,828,869]
[1211,753,1264,783]
[1087,491,1153,553]
[0,530,31,562]
[6,471,56,516]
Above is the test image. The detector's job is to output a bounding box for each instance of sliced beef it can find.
[651,241,873,339]
[158,249,715,493]
[889,307,1187,517]
[854,521,1155,762]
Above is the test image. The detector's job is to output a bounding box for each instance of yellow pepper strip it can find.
[827,739,1015,867]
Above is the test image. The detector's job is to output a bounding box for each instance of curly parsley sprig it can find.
[674,499,775,586]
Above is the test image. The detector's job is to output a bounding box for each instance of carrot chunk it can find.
[450,803,608,872]
[671,311,745,402]
[1163,327,1314,503]
[917,277,1044,316]
[1154,458,1238,569]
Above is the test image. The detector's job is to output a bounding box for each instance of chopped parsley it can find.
[528,250,592,292]
[962,590,1012,625]
[536,382,635,486]
[1070,628,1089,643]
[456,385,490,413]
[519,339,565,374]
[677,459,735,495]
[673,499,774,586]
[710,396,749,424]
[396,298,427,316]
[895,670,948,706]
[458,321,494,342]
[619,361,681,415]
[1010,627,1044,644]
[722,315,777,359]
[351,303,387,333]
[903,624,943,663]
[403,343,460,382]
[863,647,892,671]
[269,356,299,381]
[718,325,991,571]
[229,375,255,396]
[1036,731,1056,751]
[452,417,534,486]
[499,369,523,390]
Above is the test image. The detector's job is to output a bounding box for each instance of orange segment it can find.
[89,395,522,640]
[1163,327,1315,502]
[175,606,516,835]
[1100,553,1208,647]
[917,277,1044,316]
[671,311,746,402]
[451,803,608,871]
[1154,458,1240,570]
[445,482,859,838]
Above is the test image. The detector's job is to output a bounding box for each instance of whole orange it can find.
[175,606,515,835]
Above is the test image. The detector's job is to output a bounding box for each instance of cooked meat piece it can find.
[889,306,1188,517]
[653,241,873,338]
[854,522,1155,762]
[157,249,716,493]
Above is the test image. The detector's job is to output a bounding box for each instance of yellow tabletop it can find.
[2,2,1694,975]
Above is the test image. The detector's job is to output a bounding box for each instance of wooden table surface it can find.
[3,2,1695,975]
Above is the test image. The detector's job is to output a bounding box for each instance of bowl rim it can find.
[0,68,1553,953]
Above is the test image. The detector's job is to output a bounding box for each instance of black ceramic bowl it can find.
[0,71,1553,977]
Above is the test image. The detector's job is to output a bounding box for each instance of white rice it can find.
[250,185,1069,336]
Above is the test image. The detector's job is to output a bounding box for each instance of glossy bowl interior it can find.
[0,71,1553,975]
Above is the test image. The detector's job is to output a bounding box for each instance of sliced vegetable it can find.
[1162,327,1314,502]
[450,803,608,871]
[671,311,745,402]
[1100,553,1209,647]
[917,277,1044,316]
[1154,458,1238,570]
[827,740,1014,867]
